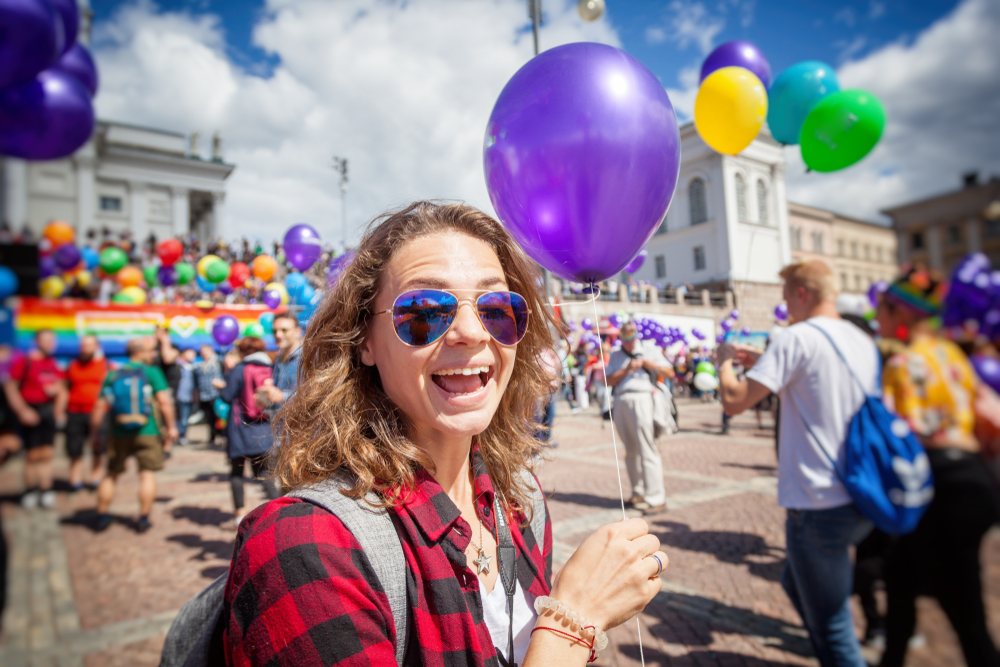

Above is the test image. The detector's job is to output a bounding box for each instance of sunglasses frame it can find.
[374,288,531,348]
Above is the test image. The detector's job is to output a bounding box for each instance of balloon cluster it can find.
[36,221,96,299]
[693,360,719,392]
[630,316,690,350]
[693,41,885,172]
[943,254,1000,343]
[0,0,97,160]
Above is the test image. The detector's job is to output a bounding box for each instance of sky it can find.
[88,0,998,245]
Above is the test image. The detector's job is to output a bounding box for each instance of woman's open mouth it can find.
[431,365,495,396]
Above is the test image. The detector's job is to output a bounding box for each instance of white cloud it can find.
[645,25,667,44]
[834,6,856,27]
[644,0,725,55]
[869,0,886,20]
[92,0,620,245]
[785,0,1000,222]
[665,63,701,121]
[834,35,867,62]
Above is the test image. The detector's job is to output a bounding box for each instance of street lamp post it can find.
[332,156,349,252]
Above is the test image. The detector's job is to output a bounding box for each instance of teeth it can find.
[433,366,491,376]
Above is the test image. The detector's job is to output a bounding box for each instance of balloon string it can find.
[547,290,601,309]
[588,285,646,667]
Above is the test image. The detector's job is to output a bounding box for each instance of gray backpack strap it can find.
[160,573,227,667]
[291,473,408,667]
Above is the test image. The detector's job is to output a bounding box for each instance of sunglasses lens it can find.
[392,290,458,346]
[477,292,529,345]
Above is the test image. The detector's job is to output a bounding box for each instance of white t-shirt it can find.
[747,316,879,510]
[478,576,537,665]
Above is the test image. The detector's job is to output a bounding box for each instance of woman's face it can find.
[360,232,518,446]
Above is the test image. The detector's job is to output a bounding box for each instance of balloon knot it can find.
[582,282,599,294]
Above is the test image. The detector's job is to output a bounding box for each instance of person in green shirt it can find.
[90,336,178,533]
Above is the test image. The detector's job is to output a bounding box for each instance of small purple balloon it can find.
[283,224,322,272]
[51,43,97,96]
[39,255,58,278]
[625,249,648,274]
[0,0,62,89]
[775,303,789,321]
[212,315,239,346]
[327,251,355,288]
[217,281,233,295]
[0,68,94,161]
[157,265,177,286]
[263,289,282,310]
[741,326,752,336]
[972,354,1000,394]
[716,334,726,343]
[581,317,594,331]
[720,319,733,332]
[867,281,888,309]
[53,243,80,269]
[729,309,739,320]
[484,42,681,284]
[700,40,772,89]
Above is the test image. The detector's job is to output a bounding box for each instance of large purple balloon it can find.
[157,265,177,287]
[972,355,1000,394]
[624,249,648,274]
[51,0,79,55]
[484,43,680,284]
[0,69,94,160]
[52,44,97,96]
[0,0,63,88]
[700,41,771,89]
[212,315,239,346]
[53,242,80,269]
[283,224,322,272]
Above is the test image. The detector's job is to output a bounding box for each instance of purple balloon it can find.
[157,265,177,286]
[263,289,282,310]
[720,319,733,332]
[581,317,594,331]
[283,224,322,272]
[0,68,94,160]
[741,326,752,336]
[775,303,789,321]
[217,281,233,295]
[53,243,80,269]
[327,251,355,288]
[972,355,1000,394]
[0,0,62,89]
[51,0,79,55]
[716,334,725,343]
[51,43,97,96]
[867,281,888,309]
[625,249,648,274]
[700,40,772,89]
[212,315,239,346]
[484,43,681,284]
[729,309,739,320]
[39,255,58,278]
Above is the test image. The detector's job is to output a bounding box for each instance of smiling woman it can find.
[222,201,667,667]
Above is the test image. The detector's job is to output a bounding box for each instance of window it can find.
[854,274,861,291]
[841,273,849,290]
[911,231,924,250]
[864,244,871,260]
[756,180,768,225]
[876,247,883,263]
[851,241,858,258]
[837,239,845,256]
[948,224,961,244]
[655,255,666,278]
[689,178,707,225]
[693,246,706,271]
[791,226,803,250]
[986,219,1000,239]
[735,173,747,221]
[812,232,824,254]
[100,196,122,211]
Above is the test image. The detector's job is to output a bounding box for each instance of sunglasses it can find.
[375,289,530,347]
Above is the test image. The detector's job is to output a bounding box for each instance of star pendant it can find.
[473,549,493,575]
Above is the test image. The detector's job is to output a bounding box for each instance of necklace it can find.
[469,509,493,575]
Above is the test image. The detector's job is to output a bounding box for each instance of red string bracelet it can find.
[530,625,599,662]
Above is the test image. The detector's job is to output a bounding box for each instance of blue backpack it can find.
[108,366,152,431]
[803,323,933,535]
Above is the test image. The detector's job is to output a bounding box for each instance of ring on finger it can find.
[649,553,664,576]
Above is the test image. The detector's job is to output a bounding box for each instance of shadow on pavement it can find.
[167,533,234,562]
[721,463,777,473]
[172,505,233,526]
[650,520,785,583]
[616,646,805,666]
[547,491,625,510]
[187,472,229,484]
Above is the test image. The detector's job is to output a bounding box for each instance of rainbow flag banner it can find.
[13,297,283,358]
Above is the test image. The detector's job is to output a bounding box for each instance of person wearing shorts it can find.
[91,337,178,533]
[66,335,108,491]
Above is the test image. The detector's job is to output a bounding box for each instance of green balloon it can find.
[111,292,135,304]
[244,322,266,339]
[695,361,717,377]
[800,89,886,172]
[143,265,159,287]
[175,262,195,285]
[204,259,230,284]
[99,247,128,274]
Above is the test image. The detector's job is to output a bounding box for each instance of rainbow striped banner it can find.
[13,297,284,358]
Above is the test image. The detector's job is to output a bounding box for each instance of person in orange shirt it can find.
[66,335,108,491]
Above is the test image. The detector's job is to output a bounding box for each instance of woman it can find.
[219,337,280,529]
[223,202,667,666]
[875,265,1000,667]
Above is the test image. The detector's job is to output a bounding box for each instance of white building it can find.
[628,123,792,310]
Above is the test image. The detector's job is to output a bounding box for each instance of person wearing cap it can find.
[605,322,675,515]
[875,265,1000,667]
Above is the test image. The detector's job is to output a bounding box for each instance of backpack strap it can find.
[290,473,408,667]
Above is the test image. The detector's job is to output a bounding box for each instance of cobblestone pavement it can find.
[1,398,998,666]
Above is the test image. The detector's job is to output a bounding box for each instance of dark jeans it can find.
[536,393,556,442]
[230,456,280,511]
[881,449,1000,667]
[200,400,219,443]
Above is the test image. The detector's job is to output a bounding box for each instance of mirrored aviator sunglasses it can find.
[376,289,530,347]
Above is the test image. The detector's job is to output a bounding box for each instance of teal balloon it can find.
[213,398,230,421]
[285,272,307,300]
[767,61,839,145]
[259,311,274,334]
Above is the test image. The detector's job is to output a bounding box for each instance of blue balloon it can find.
[299,288,323,325]
[80,245,99,269]
[259,311,274,334]
[0,266,19,300]
[196,274,214,292]
[285,272,307,300]
[293,283,316,306]
[213,397,231,421]
[767,61,840,145]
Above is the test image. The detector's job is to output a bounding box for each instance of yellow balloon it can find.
[40,276,65,299]
[76,270,93,288]
[198,255,222,278]
[694,66,768,155]
[120,286,147,304]
[264,282,289,305]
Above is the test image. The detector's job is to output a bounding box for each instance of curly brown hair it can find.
[273,201,558,516]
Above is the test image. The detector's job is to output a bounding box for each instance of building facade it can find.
[883,173,1000,274]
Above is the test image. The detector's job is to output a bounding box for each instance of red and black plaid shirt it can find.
[223,450,552,666]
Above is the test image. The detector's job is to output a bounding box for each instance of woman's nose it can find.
[447,300,489,345]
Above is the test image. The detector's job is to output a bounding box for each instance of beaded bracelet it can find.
[533,595,609,652]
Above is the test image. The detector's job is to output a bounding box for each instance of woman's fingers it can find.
[643,551,669,579]
[630,533,661,560]
[616,517,650,540]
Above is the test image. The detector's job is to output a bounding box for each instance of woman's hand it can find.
[550,517,666,630]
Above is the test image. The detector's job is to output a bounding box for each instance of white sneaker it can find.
[40,490,57,509]
[21,490,39,509]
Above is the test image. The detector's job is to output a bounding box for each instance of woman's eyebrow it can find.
[399,276,508,291]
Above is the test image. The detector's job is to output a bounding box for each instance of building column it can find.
[926,225,943,271]
[171,187,190,238]
[772,164,792,267]
[966,217,982,253]
[3,158,28,232]
[209,192,226,241]
[74,156,96,239]
[129,181,148,242]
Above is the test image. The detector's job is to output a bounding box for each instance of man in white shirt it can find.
[717,261,876,667]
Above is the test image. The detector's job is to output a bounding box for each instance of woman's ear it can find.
[359,333,376,367]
